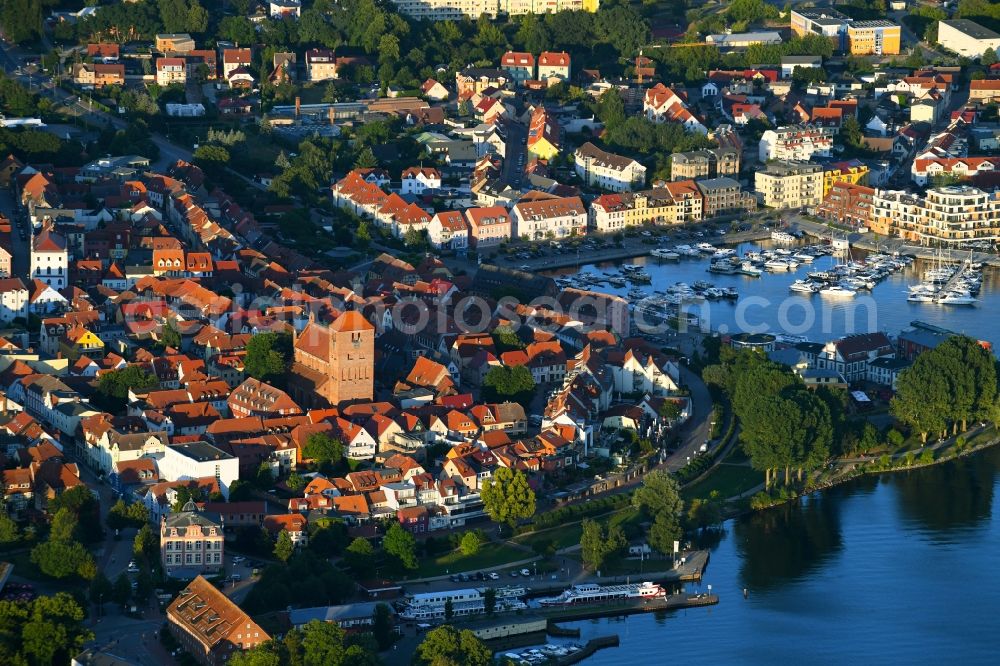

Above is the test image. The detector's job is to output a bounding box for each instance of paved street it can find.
[500,120,528,189]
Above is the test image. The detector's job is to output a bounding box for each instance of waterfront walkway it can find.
[792,217,1000,267]
[499,229,773,273]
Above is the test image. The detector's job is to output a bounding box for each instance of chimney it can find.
[295,96,301,117]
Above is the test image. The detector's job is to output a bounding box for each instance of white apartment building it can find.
[511,194,587,240]
[428,211,469,250]
[387,0,596,21]
[755,161,824,209]
[156,442,240,499]
[872,185,1000,246]
[30,227,69,289]
[574,142,646,192]
[155,58,186,86]
[0,277,28,323]
[401,167,442,195]
[759,125,836,162]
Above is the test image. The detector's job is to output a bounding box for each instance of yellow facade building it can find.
[848,21,900,55]
[823,160,870,197]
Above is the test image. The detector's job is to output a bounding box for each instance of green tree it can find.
[415,625,492,666]
[484,587,497,615]
[492,325,525,352]
[112,574,131,607]
[459,530,482,556]
[344,537,375,576]
[633,470,684,555]
[982,48,998,66]
[244,332,293,384]
[302,432,344,467]
[96,365,158,409]
[382,523,417,570]
[0,0,42,43]
[134,524,157,561]
[219,16,255,45]
[482,365,536,403]
[372,603,394,650]
[687,492,724,530]
[89,571,113,609]
[353,146,378,169]
[0,513,19,544]
[6,592,92,665]
[49,508,77,543]
[274,529,295,563]
[480,467,536,530]
[596,88,626,128]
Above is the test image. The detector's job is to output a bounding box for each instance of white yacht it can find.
[907,291,935,303]
[820,284,857,298]
[789,279,818,294]
[764,258,794,271]
[936,291,978,306]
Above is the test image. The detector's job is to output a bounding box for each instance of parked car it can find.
[488,572,500,580]
[520,568,531,576]
[126,561,140,573]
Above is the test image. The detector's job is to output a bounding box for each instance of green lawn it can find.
[382,543,531,579]
[682,463,764,501]
[514,506,643,554]
[514,524,583,553]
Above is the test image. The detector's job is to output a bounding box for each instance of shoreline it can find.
[794,218,1000,268]
[728,431,1000,516]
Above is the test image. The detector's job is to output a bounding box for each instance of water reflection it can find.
[892,449,998,535]
[735,495,843,591]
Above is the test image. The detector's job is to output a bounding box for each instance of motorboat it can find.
[738,262,762,277]
[764,258,794,271]
[936,291,978,306]
[789,279,818,294]
[708,261,737,275]
[819,284,857,298]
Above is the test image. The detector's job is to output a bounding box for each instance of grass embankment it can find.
[381,543,531,579]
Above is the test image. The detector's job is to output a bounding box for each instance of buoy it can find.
[743,588,748,599]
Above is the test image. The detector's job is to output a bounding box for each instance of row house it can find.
[427,211,469,250]
[670,148,740,180]
[400,167,442,196]
[588,181,704,232]
[511,192,586,240]
[465,206,512,248]
[817,182,877,228]
[910,156,1000,186]
[72,63,125,88]
[573,142,646,192]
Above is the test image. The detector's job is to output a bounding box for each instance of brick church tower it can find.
[290,310,374,407]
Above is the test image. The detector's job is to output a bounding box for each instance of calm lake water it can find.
[562,446,1000,664]
[547,241,1000,345]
